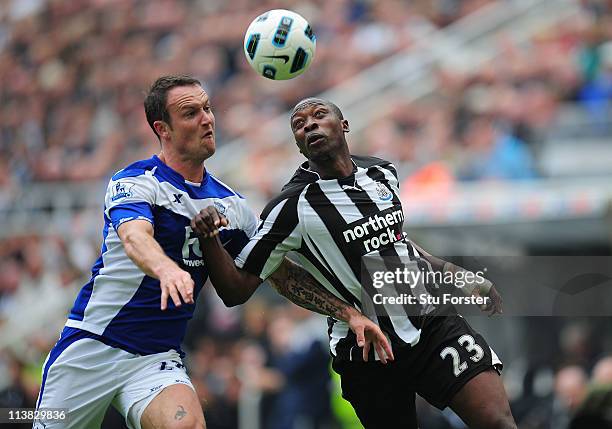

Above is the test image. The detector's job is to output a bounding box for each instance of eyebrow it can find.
[179,100,210,111]
[291,116,304,127]
[291,103,327,119]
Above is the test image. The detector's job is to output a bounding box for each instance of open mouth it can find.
[306,133,325,147]
[203,130,214,139]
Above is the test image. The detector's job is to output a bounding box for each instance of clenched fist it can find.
[191,206,229,238]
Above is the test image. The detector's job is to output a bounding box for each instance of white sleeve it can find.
[234,197,259,239]
[104,171,158,228]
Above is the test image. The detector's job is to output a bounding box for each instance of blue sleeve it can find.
[109,202,154,231]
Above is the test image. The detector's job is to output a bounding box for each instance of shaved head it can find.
[291,98,344,121]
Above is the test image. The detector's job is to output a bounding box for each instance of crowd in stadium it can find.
[1,0,611,194]
[0,0,488,189]
[1,0,612,428]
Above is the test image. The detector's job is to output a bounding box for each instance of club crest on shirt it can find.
[375,182,392,201]
[214,201,227,216]
[111,181,135,201]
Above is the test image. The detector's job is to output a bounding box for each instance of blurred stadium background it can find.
[1,0,612,428]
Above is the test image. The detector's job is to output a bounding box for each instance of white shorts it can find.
[34,333,194,429]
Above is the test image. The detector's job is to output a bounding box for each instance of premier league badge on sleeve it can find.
[111,181,135,201]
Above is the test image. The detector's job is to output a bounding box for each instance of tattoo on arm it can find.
[175,405,187,420]
[269,259,352,320]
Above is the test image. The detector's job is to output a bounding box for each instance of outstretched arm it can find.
[192,207,394,362]
[192,206,352,312]
[118,220,194,310]
[269,258,394,362]
[269,258,352,320]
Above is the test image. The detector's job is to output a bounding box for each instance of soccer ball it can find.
[243,9,316,80]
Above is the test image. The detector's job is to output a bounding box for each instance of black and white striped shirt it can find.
[236,155,444,361]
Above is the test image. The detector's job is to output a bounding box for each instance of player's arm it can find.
[412,242,503,315]
[117,220,194,310]
[192,206,356,313]
[195,230,262,307]
[192,207,394,362]
[269,258,394,362]
[269,257,355,320]
[195,229,339,315]
[192,206,350,312]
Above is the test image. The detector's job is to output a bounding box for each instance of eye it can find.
[185,110,195,118]
[314,110,325,118]
[204,105,212,113]
[292,119,304,130]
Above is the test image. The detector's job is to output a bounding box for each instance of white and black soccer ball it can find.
[243,9,316,80]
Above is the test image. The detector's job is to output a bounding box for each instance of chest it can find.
[152,187,241,248]
[298,176,403,254]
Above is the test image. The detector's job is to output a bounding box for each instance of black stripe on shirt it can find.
[349,170,426,331]
[304,183,361,279]
[242,195,300,277]
[366,167,443,305]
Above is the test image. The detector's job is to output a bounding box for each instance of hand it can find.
[348,312,394,364]
[480,285,503,316]
[158,265,195,310]
[191,206,230,238]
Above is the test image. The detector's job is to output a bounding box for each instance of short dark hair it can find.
[290,98,344,122]
[144,75,202,139]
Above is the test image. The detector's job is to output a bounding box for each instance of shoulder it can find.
[206,172,244,200]
[352,154,393,169]
[257,162,317,219]
[353,154,398,179]
[204,174,258,228]
[207,173,255,216]
[261,179,310,220]
[280,161,319,192]
[105,159,160,204]
[111,158,158,181]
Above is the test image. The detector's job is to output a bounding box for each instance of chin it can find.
[201,146,215,161]
[201,140,216,158]
[308,147,334,162]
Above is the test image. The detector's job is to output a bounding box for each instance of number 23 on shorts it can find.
[440,334,485,377]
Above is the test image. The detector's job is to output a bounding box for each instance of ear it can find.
[342,119,350,133]
[154,120,170,140]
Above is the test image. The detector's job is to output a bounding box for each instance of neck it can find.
[158,150,205,183]
[308,150,353,179]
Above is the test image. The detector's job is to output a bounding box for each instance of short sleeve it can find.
[376,162,400,193]
[234,195,302,280]
[104,171,158,230]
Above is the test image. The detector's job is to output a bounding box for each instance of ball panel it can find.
[245,33,260,60]
[271,15,294,48]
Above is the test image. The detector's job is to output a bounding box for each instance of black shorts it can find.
[332,314,502,429]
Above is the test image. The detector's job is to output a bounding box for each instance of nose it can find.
[201,109,214,126]
[303,117,318,133]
